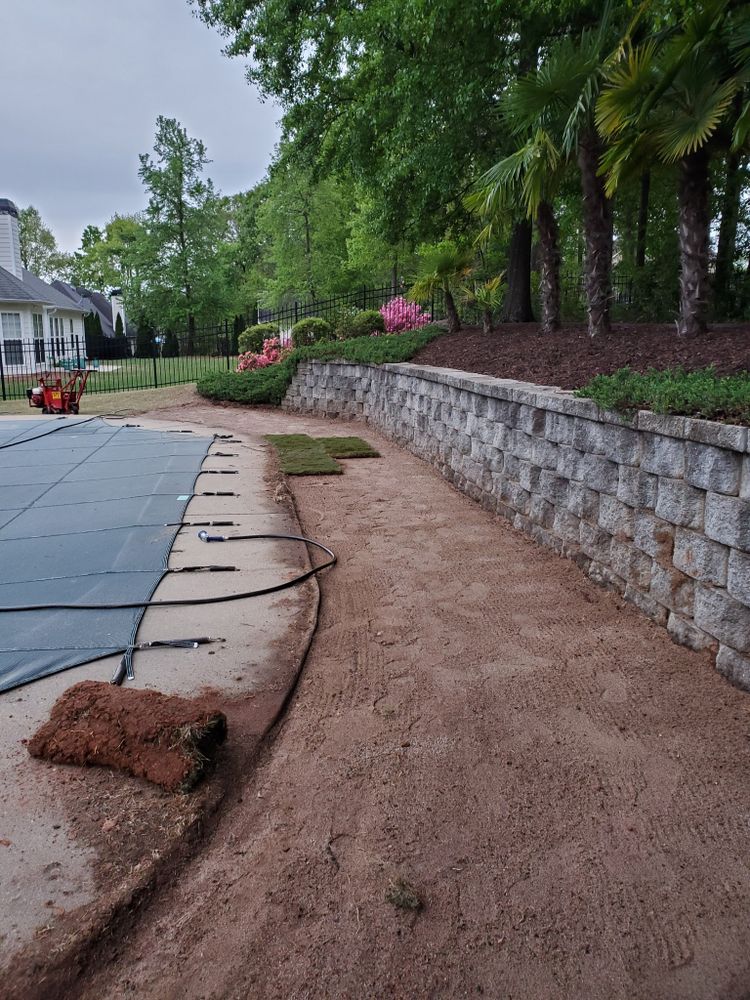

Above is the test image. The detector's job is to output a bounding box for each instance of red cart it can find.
[27,369,92,414]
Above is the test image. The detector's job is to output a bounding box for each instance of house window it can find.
[32,313,46,362]
[1,312,23,367]
[69,318,73,333]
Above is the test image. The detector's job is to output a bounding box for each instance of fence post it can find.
[152,342,158,389]
[294,301,298,325]
[224,319,230,370]
[0,343,6,401]
[74,335,82,369]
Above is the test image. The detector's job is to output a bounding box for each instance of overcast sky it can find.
[0,0,281,251]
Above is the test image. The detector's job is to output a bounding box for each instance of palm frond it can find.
[596,40,658,137]
[653,75,739,161]
[731,98,750,150]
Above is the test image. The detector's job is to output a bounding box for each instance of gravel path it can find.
[73,399,750,1000]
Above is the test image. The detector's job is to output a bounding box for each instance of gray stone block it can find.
[516,404,547,435]
[617,466,658,509]
[650,562,695,616]
[624,584,668,626]
[727,548,750,605]
[655,477,705,529]
[530,436,559,471]
[529,494,555,528]
[589,561,626,594]
[636,412,687,438]
[518,460,541,493]
[566,482,600,521]
[553,508,581,544]
[579,521,612,562]
[705,493,750,552]
[632,512,674,561]
[641,433,686,476]
[538,469,570,506]
[683,418,747,451]
[557,445,587,482]
[511,430,533,461]
[598,495,634,539]
[609,539,652,589]
[544,411,576,445]
[694,587,750,654]
[685,442,741,495]
[672,528,728,586]
[581,453,619,494]
[716,645,750,691]
[666,613,717,652]
[741,456,750,499]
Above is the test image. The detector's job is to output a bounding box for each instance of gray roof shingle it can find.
[22,269,85,312]
[0,265,39,304]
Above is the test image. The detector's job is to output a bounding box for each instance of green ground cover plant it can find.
[265,434,379,474]
[196,325,443,405]
[576,367,750,425]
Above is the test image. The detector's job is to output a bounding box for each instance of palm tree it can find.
[461,274,506,334]
[496,18,619,337]
[408,241,474,334]
[468,130,563,334]
[597,0,750,337]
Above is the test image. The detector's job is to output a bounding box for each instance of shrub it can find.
[576,367,750,425]
[290,316,334,348]
[348,309,386,338]
[236,337,288,373]
[330,305,360,340]
[162,330,180,358]
[238,322,280,354]
[134,324,155,358]
[379,296,432,334]
[197,325,444,406]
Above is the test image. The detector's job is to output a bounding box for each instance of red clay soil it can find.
[67,401,750,1000]
[28,681,227,792]
[413,322,750,388]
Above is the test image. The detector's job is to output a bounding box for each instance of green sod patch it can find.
[265,434,379,475]
[318,436,380,459]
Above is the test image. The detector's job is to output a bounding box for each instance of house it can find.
[0,199,86,373]
[52,280,135,344]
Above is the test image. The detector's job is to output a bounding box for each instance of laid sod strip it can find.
[318,436,380,459]
[265,434,343,475]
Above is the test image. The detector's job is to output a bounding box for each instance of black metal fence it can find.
[258,283,413,329]
[0,324,237,402]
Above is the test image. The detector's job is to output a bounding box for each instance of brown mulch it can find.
[27,681,227,792]
[412,322,750,389]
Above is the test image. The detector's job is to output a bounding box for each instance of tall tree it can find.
[597,0,750,336]
[18,206,71,280]
[138,116,229,347]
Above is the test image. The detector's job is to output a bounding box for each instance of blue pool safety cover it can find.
[0,418,212,692]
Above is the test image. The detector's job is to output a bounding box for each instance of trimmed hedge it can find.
[576,367,750,425]
[290,317,334,348]
[196,325,444,406]
[238,322,280,354]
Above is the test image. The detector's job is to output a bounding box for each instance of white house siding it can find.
[0,213,22,279]
[0,305,86,373]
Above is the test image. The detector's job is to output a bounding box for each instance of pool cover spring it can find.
[0,418,212,693]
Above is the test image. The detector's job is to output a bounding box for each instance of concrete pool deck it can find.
[0,413,319,980]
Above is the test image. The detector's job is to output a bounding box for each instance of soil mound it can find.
[27,681,227,792]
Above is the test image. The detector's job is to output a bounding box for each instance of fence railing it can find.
[258,283,411,329]
[0,324,237,402]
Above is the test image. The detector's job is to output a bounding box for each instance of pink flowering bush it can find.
[378,296,432,334]
[236,337,289,373]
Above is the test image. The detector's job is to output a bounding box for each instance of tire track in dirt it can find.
[71,402,750,1000]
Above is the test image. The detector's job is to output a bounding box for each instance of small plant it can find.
[330,305,361,340]
[576,367,750,425]
[291,316,334,348]
[238,322,280,354]
[385,877,423,911]
[348,309,387,338]
[408,240,474,334]
[461,274,505,335]
[379,296,432,333]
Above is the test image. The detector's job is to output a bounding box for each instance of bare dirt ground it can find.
[62,394,750,1000]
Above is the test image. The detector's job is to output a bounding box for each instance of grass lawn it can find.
[266,434,380,474]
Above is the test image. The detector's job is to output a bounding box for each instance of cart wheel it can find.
[42,406,50,414]
[70,403,79,414]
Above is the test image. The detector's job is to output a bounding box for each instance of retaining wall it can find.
[283,361,750,689]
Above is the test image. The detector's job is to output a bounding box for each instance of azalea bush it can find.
[236,337,289,373]
[379,296,432,334]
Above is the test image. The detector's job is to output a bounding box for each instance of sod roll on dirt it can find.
[27,681,227,792]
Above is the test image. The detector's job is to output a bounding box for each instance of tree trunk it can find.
[482,307,494,335]
[635,171,650,268]
[501,219,534,322]
[536,200,561,334]
[713,150,743,317]
[444,289,461,334]
[677,147,710,338]
[578,130,612,337]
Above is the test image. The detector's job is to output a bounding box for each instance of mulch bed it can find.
[27,681,227,792]
[412,322,750,389]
